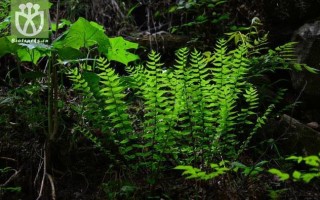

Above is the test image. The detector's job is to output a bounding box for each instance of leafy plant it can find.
[102,180,136,199]
[0,17,139,137]
[0,16,139,198]
[226,17,317,74]
[269,154,320,183]
[169,0,228,33]
[268,168,290,181]
[0,0,9,23]
[164,0,229,46]
[174,159,269,180]
[68,38,277,176]
[0,16,9,37]
[174,160,230,180]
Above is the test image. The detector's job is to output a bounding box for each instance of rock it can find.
[127,32,190,51]
[291,21,320,96]
[279,114,320,155]
[307,121,319,129]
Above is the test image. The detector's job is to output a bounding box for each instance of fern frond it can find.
[237,86,259,125]
[214,86,237,148]
[249,33,269,56]
[228,44,250,98]
[172,47,190,118]
[97,57,133,148]
[237,104,275,157]
[275,42,297,63]
[139,50,176,163]
[67,66,107,130]
[212,39,231,89]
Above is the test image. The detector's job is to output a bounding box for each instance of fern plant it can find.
[67,58,134,161]
[68,39,277,174]
[226,17,317,75]
[134,40,274,165]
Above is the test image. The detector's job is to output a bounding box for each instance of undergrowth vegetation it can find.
[1,1,319,198]
[68,40,276,171]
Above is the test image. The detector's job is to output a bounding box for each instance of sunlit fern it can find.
[69,39,277,170]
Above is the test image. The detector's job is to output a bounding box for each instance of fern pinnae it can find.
[228,44,250,95]
[189,49,217,159]
[214,85,237,153]
[237,85,259,126]
[126,64,146,93]
[97,57,132,147]
[172,47,190,118]
[212,39,230,89]
[141,50,174,165]
[237,104,275,158]
[67,66,107,129]
[172,47,201,162]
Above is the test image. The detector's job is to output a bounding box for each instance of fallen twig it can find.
[0,157,17,162]
[36,144,47,200]
[0,168,21,187]
[47,174,56,200]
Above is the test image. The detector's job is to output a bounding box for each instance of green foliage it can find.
[0,84,47,133]
[102,180,136,199]
[226,17,266,49]
[0,17,139,65]
[0,17,9,37]
[0,17,139,142]
[0,16,139,162]
[268,168,290,181]
[174,160,230,180]
[52,17,139,65]
[0,187,21,193]
[0,36,20,58]
[68,58,135,161]
[269,154,320,183]
[69,39,276,174]
[51,19,72,32]
[168,0,228,36]
[107,37,139,65]
[53,17,110,53]
[175,159,268,180]
[233,160,268,176]
[226,17,317,74]
[0,0,9,35]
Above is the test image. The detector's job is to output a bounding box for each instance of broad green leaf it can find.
[17,48,42,64]
[0,36,19,57]
[53,17,110,52]
[15,43,50,64]
[57,47,84,60]
[106,37,139,65]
